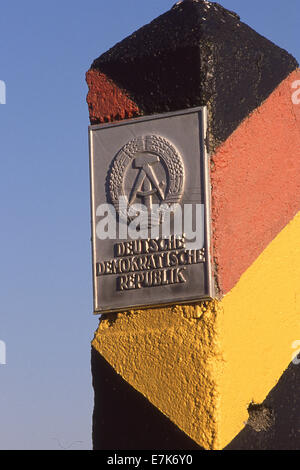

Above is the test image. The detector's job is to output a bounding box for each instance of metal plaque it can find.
[89,107,213,314]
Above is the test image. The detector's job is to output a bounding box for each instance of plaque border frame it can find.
[89,106,214,314]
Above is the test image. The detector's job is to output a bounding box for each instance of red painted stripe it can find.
[212,70,300,295]
[86,69,140,124]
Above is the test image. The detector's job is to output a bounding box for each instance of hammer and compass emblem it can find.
[129,154,166,210]
[108,135,185,224]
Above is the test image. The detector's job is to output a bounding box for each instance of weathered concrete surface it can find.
[92,210,300,449]
[92,349,300,450]
[87,1,300,450]
[211,70,300,295]
[92,348,203,450]
[87,0,297,153]
[86,0,300,297]
[86,70,140,124]
[227,362,300,450]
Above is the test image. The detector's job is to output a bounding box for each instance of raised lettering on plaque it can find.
[89,107,213,313]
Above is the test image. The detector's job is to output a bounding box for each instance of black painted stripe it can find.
[226,361,300,450]
[91,347,203,450]
[93,346,300,450]
[90,1,298,152]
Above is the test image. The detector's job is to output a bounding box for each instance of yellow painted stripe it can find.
[218,211,300,448]
[93,301,221,449]
[92,211,300,449]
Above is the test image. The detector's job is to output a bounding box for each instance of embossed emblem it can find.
[108,135,185,223]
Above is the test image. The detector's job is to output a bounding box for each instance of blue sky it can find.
[0,0,299,450]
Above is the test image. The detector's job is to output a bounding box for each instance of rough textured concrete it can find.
[87,0,298,153]
[86,1,299,296]
[87,1,300,451]
[227,362,300,450]
[92,211,300,449]
[211,70,300,295]
[93,301,221,450]
[92,347,300,450]
[92,348,203,450]
[86,70,140,124]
